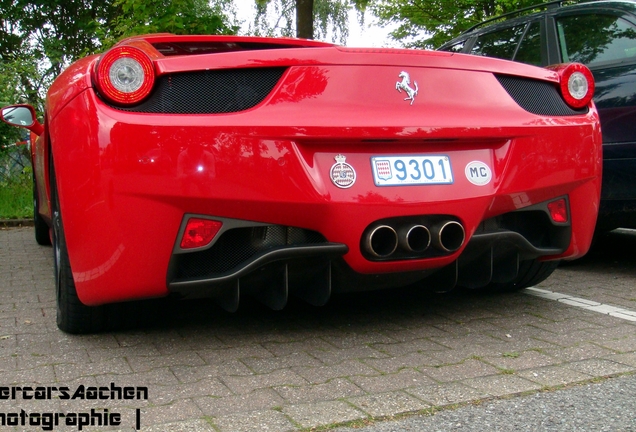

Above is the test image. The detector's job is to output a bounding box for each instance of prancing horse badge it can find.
[395,71,418,105]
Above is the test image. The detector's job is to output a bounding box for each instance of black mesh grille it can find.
[114,67,287,114]
[174,226,327,279]
[496,74,588,116]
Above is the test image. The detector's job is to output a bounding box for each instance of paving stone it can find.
[482,350,559,371]
[426,343,513,363]
[593,333,636,352]
[262,338,336,356]
[49,334,122,353]
[197,345,276,363]
[221,369,308,395]
[87,345,162,362]
[242,351,323,374]
[542,342,618,362]
[94,368,180,387]
[0,365,55,385]
[171,361,253,383]
[530,318,605,334]
[362,351,439,373]
[150,378,234,404]
[275,378,364,403]
[527,329,603,347]
[294,360,380,384]
[283,400,367,429]
[565,358,635,377]
[462,374,543,396]
[431,334,506,350]
[0,355,18,372]
[213,409,297,432]
[18,349,90,369]
[319,331,397,349]
[53,357,133,382]
[605,352,636,367]
[195,389,285,416]
[309,345,389,365]
[406,382,490,406]
[372,338,450,357]
[348,390,430,417]
[422,359,500,383]
[4,227,636,431]
[139,399,204,424]
[123,418,216,432]
[516,365,593,386]
[126,352,205,373]
[176,331,228,351]
[349,368,433,393]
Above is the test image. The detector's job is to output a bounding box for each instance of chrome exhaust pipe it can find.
[399,225,431,253]
[364,225,398,258]
[431,221,465,253]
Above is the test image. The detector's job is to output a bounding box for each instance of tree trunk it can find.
[296,0,314,39]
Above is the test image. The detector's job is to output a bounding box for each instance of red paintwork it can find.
[12,35,603,305]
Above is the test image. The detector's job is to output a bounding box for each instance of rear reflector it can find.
[180,218,223,249]
[547,199,568,223]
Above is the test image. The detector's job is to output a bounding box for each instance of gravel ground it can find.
[334,373,636,431]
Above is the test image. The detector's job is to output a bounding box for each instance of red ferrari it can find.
[2,34,602,333]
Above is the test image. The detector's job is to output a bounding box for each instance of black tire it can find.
[33,178,51,246]
[484,259,560,293]
[51,156,105,334]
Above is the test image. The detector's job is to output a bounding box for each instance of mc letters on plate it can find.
[371,155,453,186]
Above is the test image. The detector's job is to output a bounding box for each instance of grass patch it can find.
[0,172,33,219]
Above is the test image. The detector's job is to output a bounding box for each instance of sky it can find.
[234,2,400,47]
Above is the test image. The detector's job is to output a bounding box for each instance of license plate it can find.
[371,155,453,186]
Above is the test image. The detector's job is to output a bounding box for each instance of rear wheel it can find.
[485,259,560,292]
[51,157,105,334]
[33,178,51,246]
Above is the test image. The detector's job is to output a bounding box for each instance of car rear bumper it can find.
[48,68,602,305]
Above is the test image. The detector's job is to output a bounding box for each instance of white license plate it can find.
[371,155,453,186]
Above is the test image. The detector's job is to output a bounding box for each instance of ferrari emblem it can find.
[396,71,418,105]
[330,154,356,189]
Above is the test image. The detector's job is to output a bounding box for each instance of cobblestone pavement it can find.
[0,226,635,431]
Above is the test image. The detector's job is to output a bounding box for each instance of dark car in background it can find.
[440,0,636,231]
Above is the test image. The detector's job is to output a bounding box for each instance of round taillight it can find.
[555,63,595,109]
[95,46,155,106]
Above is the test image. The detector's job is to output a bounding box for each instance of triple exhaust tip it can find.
[365,221,465,258]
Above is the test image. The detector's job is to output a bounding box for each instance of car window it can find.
[513,21,542,66]
[557,14,636,65]
[445,41,467,53]
[470,24,527,60]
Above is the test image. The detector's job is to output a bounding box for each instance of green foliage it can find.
[370,0,542,49]
[0,0,238,164]
[0,166,32,219]
[107,0,238,46]
[251,0,369,43]
[0,0,238,141]
[0,61,35,158]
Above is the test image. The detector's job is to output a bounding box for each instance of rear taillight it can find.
[547,198,568,223]
[94,46,155,106]
[180,218,223,249]
[547,63,595,110]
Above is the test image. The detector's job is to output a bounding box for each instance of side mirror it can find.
[1,105,44,135]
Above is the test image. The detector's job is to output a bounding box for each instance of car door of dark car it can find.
[552,11,636,145]
[551,10,636,200]
[464,19,546,66]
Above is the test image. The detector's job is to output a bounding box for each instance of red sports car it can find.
[2,34,602,334]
